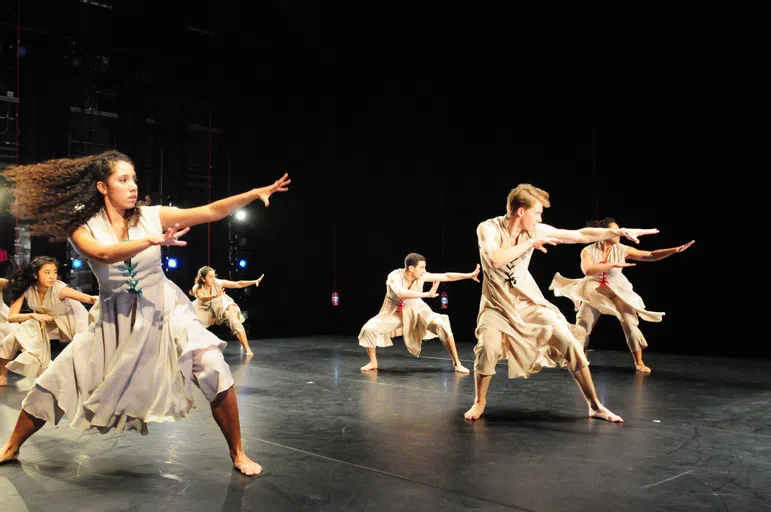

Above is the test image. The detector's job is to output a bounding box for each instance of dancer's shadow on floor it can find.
[479,409,583,424]
[223,353,254,365]
[221,470,266,512]
[462,410,617,437]
[370,366,457,375]
[0,377,34,408]
[588,364,770,391]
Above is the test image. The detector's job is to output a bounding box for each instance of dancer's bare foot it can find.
[245,350,254,357]
[0,374,7,387]
[589,404,624,423]
[635,363,651,374]
[360,362,378,372]
[232,451,263,476]
[454,363,470,374]
[464,401,486,420]
[0,442,19,464]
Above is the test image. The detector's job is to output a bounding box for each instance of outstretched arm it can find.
[580,247,636,276]
[477,223,559,269]
[196,287,226,303]
[626,240,695,262]
[7,296,54,323]
[71,224,190,264]
[537,223,659,245]
[221,274,265,289]
[387,274,440,299]
[159,174,290,230]
[424,265,481,283]
[59,286,98,304]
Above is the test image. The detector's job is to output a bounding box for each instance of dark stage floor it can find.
[1,337,769,511]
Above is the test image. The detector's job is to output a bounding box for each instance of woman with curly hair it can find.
[0,150,290,476]
[0,256,97,385]
[190,266,264,356]
[550,217,694,373]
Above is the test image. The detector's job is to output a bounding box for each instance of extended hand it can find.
[256,173,291,207]
[532,237,561,253]
[151,224,190,247]
[619,228,659,244]
[676,240,695,253]
[468,264,481,282]
[254,274,265,286]
[425,280,440,298]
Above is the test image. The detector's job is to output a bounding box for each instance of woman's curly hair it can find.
[2,150,148,241]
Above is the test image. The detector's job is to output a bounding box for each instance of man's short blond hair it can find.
[506,183,550,214]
